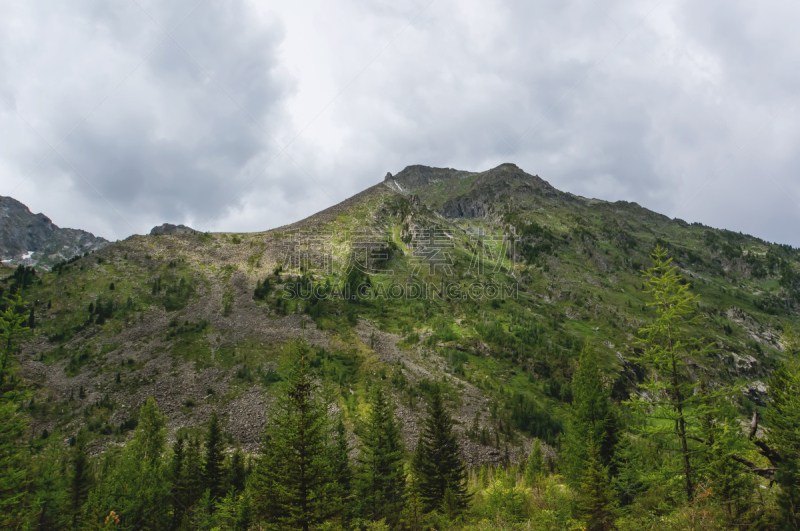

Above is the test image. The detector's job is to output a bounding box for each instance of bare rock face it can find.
[150,223,197,236]
[0,195,108,269]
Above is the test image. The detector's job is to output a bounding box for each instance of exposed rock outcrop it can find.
[0,195,108,269]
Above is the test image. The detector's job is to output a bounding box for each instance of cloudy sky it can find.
[1,0,799,245]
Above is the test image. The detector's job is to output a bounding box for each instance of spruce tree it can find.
[564,343,619,487]
[578,445,616,531]
[524,439,545,486]
[182,436,205,512]
[611,435,646,508]
[203,411,226,502]
[226,449,247,494]
[412,390,470,514]
[331,417,354,523]
[251,342,342,530]
[355,384,406,526]
[68,430,92,528]
[169,435,186,531]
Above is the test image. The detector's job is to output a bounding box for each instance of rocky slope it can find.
[0,195,109,269]
[10,163,800,463]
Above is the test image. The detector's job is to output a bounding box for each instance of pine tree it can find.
[412,390,470,515]
[68,430,92,528]
[628,246,715,502]
[355,384,406,526]
[564,343,619,487]
[578,445,616,531]
[251,342,342,530]
[203,411,226,502]
[524,439,545,486]
[27,307,34,329]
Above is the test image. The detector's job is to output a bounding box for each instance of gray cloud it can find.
[1,0,799,245]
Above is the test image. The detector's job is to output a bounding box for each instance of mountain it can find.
[150,223,197,235]
[9,163,800,465]
[0,195,109,269]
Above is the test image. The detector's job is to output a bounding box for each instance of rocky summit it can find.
[150,223,198,236]
[0,195,108,269]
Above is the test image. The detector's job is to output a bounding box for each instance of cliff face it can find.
[0,196,108,269]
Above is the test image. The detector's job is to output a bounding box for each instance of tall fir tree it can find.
[251,342,342,530]
[578,444,616,531]
[226,448,247,495]
[32,438,71,530]
[169,435,187,531]
[331,416,354,524]
[68,429,93,528]
[524,439,545,486]
[412,389,471,515]
[628,246,715,502]
[355,384,406,526]
[611,435,647,509]
[564,343,619,488]
[203,411,226,502]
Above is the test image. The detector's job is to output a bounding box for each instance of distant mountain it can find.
[0,196,109,270]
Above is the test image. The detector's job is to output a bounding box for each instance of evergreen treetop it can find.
[412,389,471,515]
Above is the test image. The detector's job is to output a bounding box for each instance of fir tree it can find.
[182,436,205,512]
[169,435,186,531]
[578,445,616,531]
[412,390,470,514]
[355,384,406,526]
[226,448,247,495]
[524,439,545,486]
[68,429,92,528]
[611,435,647,508]
[331,417,353,523]
[203,411,226,502]
[564,343,618,487]
[251,342,342,530]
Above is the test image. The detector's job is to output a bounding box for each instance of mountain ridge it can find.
[7,162,800,469]
[0,195,109,269]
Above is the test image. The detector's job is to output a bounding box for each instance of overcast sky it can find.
[1,0,799,245]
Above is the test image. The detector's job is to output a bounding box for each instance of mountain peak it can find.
[0,195,108,268]
[150,223,197,236]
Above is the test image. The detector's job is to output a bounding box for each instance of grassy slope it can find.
[10,166,800,464]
